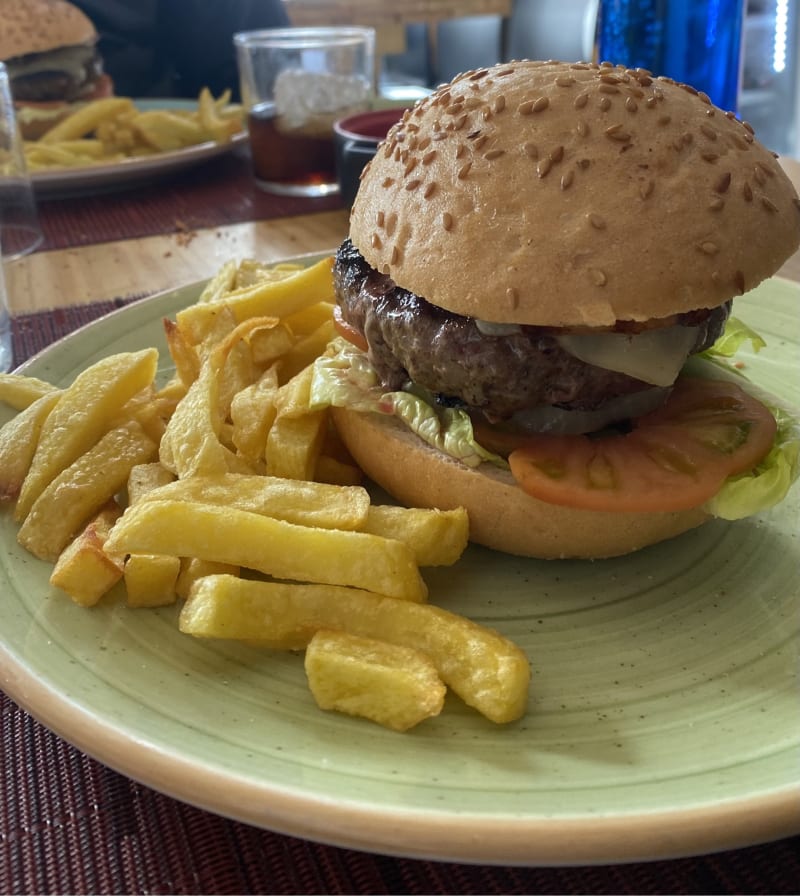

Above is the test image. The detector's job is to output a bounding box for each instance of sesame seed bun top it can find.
[349,60,800,327]
[0,0,96,60]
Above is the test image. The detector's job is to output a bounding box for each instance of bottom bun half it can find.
[331,406,710,560]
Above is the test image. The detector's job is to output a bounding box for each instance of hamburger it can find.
[317,60,800,559]
[0,0,112,139]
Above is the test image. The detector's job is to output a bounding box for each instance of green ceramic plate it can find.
[1,273,798,865]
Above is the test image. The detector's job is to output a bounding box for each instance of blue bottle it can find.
[595,0,746,112]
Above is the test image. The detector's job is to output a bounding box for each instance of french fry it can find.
[362,505,469,567]
[283,301,336,339]
[132,109,206,150]
[126,462,175,505]
[266,365,327,480]
[49,503,125,607]
[230,366,279,464]
[0,373,58,410]
[0,391,62,502]
[163,318,201,387]
[136,472,370,530]
[18,420,158,562]
[124,553,181,608]
[176,257,335,346]
[278,319,336,384]
[305,630,446,731]
[180,574,530,724]
[247,321,295,366]
[105,500,428,602]
[175,557,240,600]
[15,349,158,522]
[311,454,363,487]
[40,97,137,142]
[159,357,227,478]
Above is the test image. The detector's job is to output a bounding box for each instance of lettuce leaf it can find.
[701,315,767,359]
[310,338,504,468]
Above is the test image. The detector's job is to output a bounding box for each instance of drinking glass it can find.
[234,27,375,197]
[1,62,42,371]
[1,63,42,259]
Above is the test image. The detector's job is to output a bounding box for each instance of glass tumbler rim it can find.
[233,26,375,50]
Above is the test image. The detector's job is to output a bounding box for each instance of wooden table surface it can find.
[6,158,800,313]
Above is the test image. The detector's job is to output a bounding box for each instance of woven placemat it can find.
[35,153,344,251]
[3,304,800,894]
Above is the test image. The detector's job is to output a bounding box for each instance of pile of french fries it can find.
[0,257,530,731]
[24,88,244,171]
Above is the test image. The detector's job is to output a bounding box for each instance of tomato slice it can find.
[333,305,369,352]
[507,378,777,513]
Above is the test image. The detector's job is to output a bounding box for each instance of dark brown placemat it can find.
[35,152,344,251]
[3,304,800,894]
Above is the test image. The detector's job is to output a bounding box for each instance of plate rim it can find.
[2,271,800,865]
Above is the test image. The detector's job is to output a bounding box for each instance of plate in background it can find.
[29,99,247,199]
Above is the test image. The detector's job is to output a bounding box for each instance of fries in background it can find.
[0,255,531,731]
[24,88,243,172]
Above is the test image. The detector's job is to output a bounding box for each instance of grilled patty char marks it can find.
[333,240,730,420]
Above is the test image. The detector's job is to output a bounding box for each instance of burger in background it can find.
[0,0,112,139]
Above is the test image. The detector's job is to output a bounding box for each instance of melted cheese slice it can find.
[556,325,700,386]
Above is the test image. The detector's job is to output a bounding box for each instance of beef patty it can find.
[333,239,730,421]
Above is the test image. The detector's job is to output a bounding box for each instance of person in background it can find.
[72,0,290,98]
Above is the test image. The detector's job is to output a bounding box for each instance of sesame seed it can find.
[405,179,422,191]
[590,268,607,286]
[523,142,538,159]
[640,179,655,199]
[376,211,385,227]
[700,123,718,141]
[560,170,574,190]
[599,73,621,85]
[403,158,418,176]
[697,91,712,104]
[533,96,550,112]
[708,196,725,211]
[422,150,437,166]
[518,100,534,115]
[714,172,732,193]
[625,96,638,113]
[645,96,657,108]
[734,271,745,294]
[605,124,631,142]
[556,75,575,87]
[457,161,472,179]
[455,144,467,159]
[381,177,395,188]
[756,161,776,178]
[386,212,397,235]
[599,96,612,111]
[442,212,454,231]
[549,145,564,162]
[465,96,483,109]
[454,114,469,131]
[493,96,506,113]
[473,134,489,151]
[701,152,719,163]
[423,182,437,199]
[506,287,519,308]
[753,165,766,186]
[576,120,590,137]
[658,114,671,125]
[698,241,719,255]
[598,83,620,94]
[371,233,382,249]
[574,92,589,109]
[390,245,400,264]
[742,120,755,134]
[588,213,607,230]
[761,196,778,213]
[742,181,753,202]
[537,157,552,178]
[484,148,505,160]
